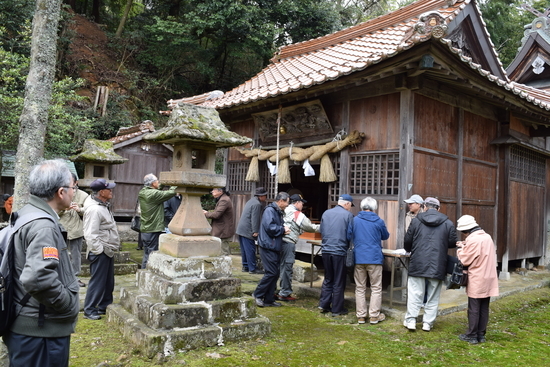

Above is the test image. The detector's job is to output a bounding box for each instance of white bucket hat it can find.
[456,215,479,231]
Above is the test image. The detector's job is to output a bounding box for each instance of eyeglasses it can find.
[62,185,78,191]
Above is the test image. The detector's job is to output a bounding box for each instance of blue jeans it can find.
[239,236,258,271]
[141,232,161,269]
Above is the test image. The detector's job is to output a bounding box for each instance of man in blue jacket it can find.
[347,197,389,324]
[253,192,290,307]
[319,194,355,316]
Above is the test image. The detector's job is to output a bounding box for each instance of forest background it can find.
[1,0,550,160]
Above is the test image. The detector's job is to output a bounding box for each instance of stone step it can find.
[136,270,241,303]
[107,302,271,358]
[78,251,140,276]
[80,263,139,277]
[119,285,257,329]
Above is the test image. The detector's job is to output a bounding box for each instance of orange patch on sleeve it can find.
[42,247,59,260]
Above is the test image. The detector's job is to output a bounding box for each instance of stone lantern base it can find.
[107,250,271,357]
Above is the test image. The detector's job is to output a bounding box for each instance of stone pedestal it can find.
[108,253,271,358]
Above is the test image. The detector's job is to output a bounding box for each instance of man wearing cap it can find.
[253,192,290,307]
[404,194,424,231]
[277,194,320,301]
[404,197,457,331]
[59,173,89,287]
[456,215,499,344]
[203,187,235,256]
[236,187,268,274]
[318,194,355,316]
[139,173,177,268]
[82,178,120,320]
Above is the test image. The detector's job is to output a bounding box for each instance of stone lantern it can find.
[109,103,270,357]
[142,104,251,257]
[70,139,128,188]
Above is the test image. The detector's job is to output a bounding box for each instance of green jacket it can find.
[138,185,177,233]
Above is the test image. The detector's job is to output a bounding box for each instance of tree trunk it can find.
[13,0,63,212]
[92,0,101,23]
[115,0,133,38]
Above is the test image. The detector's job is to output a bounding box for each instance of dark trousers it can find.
[239,236,258,271]
[141,232,161,269]
[253,246,281,304]
[3,332,70,367]
[466,297,491,338]
[84,252,114,315]
[319,253,347,313]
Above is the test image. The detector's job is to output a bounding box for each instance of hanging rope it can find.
[235,130,365,183]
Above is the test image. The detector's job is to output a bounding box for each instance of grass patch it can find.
[70,285,550,366]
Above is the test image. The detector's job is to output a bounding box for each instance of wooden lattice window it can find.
[260,162,278,198]
[328,154,341,203]
[227,162,253,193]
[510,146,546,186]
[350,152,400,195]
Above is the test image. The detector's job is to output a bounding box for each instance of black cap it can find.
[290,194,307,203]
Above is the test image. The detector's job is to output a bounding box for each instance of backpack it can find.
[0,211,54,336]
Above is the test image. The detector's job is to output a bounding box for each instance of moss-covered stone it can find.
[70,139,128,164]
[143,103,252,147]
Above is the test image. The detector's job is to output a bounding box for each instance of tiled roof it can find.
[171,0,464,108]
[108,120,156,144]
[171,0,550,115]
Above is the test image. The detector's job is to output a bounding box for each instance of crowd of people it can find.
[245,190,499,346]
[1,165,500,365]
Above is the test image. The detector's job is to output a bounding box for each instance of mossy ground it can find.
[70,246,550,366]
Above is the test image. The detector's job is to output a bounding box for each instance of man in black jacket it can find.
[403,197,457,332]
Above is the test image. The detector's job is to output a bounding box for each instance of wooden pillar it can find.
[397,90,415,246]
[397,90,415,301]
[456,108,464,220]
[338,101,350,196]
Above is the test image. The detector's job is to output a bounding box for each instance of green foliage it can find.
[0,0,34,54]
[0,46,95,157]
[480,0,550,68]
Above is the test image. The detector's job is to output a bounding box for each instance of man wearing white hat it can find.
[404,194,424,231]
[456,215,499,344]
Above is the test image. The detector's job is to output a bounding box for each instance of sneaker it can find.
[422,322,431,332]
[318,306,331,313]
[255,297,265,307]
[249,269,264,274]
[357,317,366,324]
[276,295,297,301]
[370,313,386,324]
[78,280,86,287]
[83,313,101,320]
[242,267,249,272]
[403,319,416,331]
[478,336,486,343]
[98,309,106,315]
[459,334,479,344]
[264,301,282,307]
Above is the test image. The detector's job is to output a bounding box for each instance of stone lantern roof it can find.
[70,139,128,164]
[144,103,252,147]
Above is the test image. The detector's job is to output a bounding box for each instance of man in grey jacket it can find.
[3,159,80,367]
[236,187,268,274]
[319,194,355,317]
[82,178,120,320]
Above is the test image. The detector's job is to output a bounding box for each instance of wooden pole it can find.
[275,104,282,194]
